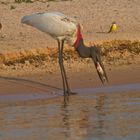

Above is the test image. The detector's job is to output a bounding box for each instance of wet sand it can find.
[0,64,140,99]
[0,0,140,98]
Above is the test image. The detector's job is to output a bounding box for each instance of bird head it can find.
[112,21,116,25]
[90,46,108,84]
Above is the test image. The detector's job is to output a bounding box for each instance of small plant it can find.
[10,5,16,10]
[0,1,9,5]
[47,0,72,1]
[15,0,33,3]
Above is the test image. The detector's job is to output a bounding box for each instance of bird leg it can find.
[58,40,66,93]
[60,40,72,95]
[58,40,70,103]
[58,40,77,99]
[61,40,77,95]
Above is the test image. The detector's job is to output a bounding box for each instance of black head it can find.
[112,21,116,24]
[90,46,108,84]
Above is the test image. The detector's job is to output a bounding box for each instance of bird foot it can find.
[67,90,77,96]
[63,90,77,97]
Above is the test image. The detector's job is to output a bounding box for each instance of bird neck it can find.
[73,24,83,50]
[73,24,91,58]
[76,38,91,58]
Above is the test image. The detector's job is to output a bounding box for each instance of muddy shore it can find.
[0,63,140,97]
[0,0,140,96]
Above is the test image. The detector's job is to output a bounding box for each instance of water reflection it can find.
[94,94,106,136]
[0,90,140,140]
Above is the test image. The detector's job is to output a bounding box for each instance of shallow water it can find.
[0,84,140,140]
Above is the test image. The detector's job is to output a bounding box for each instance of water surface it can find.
[0,84,140,140]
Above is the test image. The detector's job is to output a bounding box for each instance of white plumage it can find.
[21,11,78,45]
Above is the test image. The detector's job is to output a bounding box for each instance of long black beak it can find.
[90,46,108,84]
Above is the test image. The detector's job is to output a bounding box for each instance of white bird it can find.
[21,11,108,99]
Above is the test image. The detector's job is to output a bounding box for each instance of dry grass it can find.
[0,40,139,67]
[0,40,139,77]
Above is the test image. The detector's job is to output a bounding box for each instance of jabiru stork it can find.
[21,11,108,99]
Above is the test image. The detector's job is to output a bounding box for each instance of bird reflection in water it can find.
[60,93,107,139]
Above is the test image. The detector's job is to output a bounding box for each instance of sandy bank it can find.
[0,0,140,93]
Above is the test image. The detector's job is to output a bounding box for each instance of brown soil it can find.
[0,0,140,94]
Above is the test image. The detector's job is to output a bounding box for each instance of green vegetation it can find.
[0,0,72,4]
[10,5,16,10]
[0,1,9,5]
[14,0,71,3]
[15,0,33,3]
[47,0,72,1]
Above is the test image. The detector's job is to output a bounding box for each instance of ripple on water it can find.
[0,83,140,140]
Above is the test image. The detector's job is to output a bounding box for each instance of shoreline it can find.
[0,0,140,100]
[0,63,140,94]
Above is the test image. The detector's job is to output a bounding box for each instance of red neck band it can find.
[73,24,83,49]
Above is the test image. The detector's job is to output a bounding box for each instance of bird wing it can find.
[108,25,113,33]
[21,12,78,41]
